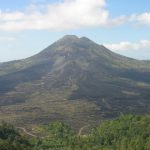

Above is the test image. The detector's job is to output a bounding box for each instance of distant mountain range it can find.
[0,35,150,129]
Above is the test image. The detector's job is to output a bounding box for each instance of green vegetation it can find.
[0,122,34,150]
[0,115,150,150]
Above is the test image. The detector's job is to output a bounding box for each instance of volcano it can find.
[0,35,150,129]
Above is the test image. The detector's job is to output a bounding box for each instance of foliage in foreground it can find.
[0,122,34,150]
[0,115,150,150]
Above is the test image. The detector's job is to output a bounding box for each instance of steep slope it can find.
[0,35,150,129]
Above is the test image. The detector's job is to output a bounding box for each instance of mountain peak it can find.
[80,36,91,41]
[59,35,94,43]
[60,35,79,41]
[57,35,98,47]
[36,35,114,60]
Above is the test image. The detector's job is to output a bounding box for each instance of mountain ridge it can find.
[0,35,150,130]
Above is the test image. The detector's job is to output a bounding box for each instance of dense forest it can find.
[0,115,150,150]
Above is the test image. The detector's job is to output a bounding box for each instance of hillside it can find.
[0,35,150,129]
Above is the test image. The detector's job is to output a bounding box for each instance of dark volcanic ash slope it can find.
[0,35,150,129]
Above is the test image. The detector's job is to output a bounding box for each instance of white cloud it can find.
[0,0,126,31]
[0,0,149,31]
[104,40,150,51]
[131,13,150,26]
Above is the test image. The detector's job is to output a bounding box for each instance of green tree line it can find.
[0,115,150,150]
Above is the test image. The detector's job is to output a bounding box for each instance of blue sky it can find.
[0,0,150,62]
